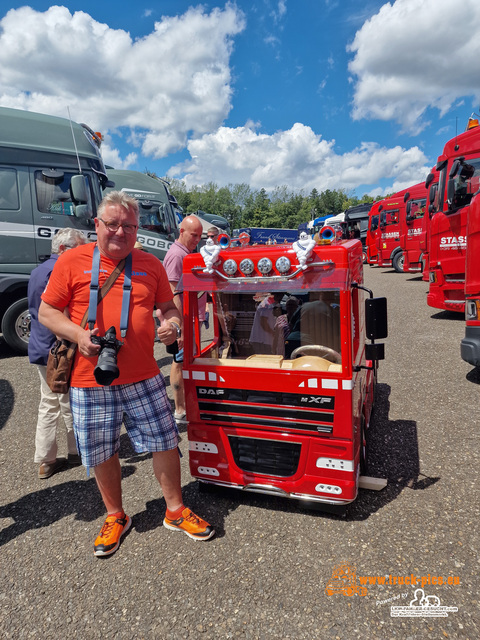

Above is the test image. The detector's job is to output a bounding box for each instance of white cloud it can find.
[0,4,245,158]
[348,0,480,133]
[168,122,430,193]
[101,143,138,170]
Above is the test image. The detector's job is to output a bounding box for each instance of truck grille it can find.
[228,436,301,477]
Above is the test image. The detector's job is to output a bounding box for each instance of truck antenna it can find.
[67,106,82,174]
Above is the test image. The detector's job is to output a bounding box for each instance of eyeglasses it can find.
[98,218,138,234]
[207,234,217,239]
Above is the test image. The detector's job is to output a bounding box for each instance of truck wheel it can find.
[392,251,404,273]
[1,298,30,355]
[362,250,368,264]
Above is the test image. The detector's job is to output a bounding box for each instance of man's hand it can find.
[77,327,102,358]
[156,316,179,347]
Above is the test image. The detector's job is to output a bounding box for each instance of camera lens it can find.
[93,326,122,386]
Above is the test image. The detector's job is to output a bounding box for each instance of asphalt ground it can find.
[0,265,479,640]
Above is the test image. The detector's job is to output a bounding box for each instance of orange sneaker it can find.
[163,508,215,541]
[94,513,131,556]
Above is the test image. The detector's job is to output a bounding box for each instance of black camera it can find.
[91,326,123,386]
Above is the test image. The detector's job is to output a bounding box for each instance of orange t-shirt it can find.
[42,243,173,387]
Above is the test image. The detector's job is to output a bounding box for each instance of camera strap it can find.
[88,245,132,337]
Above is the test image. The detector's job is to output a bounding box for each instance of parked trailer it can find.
[0,107,107,353]
[235,227,299,245]
[180,228,387,511]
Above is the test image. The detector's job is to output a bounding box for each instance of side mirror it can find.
[425,172,434,189]
[449,158,463,179]
[365,297,388,340]
[70,174,88,204]
[73,204,92,219]
[365,342,385,361]
[447,179,455,210]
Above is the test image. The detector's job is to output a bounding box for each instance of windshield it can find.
[449,157,480,210]
[191,288,342,368]
[139,201,171,234]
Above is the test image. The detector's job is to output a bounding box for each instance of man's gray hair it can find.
[51,228,87,254]
[97,190,139,221]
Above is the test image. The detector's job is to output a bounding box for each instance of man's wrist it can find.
[169,321,182,338]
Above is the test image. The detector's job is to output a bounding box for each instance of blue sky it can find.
[1,0,480,198]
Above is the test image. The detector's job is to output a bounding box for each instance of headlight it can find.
[239,258,255,275]
[257,257,272,275]
[466,299,479,321]
[223,259,237,276]
[275,255,291,274]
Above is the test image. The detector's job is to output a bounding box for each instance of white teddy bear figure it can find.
[200,237,221,273]
[293,231,316,270]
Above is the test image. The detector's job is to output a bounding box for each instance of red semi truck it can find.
[427,117,480,312]
[377,183,426,273]
[461,191,480,366]
[366,200,381,265]
[180,230,387,511]
[376,189,409,272]
[399,184,428,274]
[418,168,440,281]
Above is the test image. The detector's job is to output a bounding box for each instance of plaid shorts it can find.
[70,374,178,468]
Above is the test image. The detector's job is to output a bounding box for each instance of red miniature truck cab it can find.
[427,117,480,312]
[181,231,387,511]
[399,183,427,274]
[461,191,480,366]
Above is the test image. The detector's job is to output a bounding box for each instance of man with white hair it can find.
[28,227,87,478]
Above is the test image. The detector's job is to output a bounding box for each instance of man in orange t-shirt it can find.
[39,191,214,556]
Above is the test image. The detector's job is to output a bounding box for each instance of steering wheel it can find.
[291,345,341,363]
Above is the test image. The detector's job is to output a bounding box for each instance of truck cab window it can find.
[35,170,93,216]
[139,202,170,234]
[387,210,399,224]
[451,158,480,209]
[0,168,19,210]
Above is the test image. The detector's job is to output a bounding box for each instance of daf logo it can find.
[301,396,331,404]
[198,388,225,396]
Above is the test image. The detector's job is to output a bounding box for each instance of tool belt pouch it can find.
[46,339,77,394]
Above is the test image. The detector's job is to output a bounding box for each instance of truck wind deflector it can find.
[191,260,335,283]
